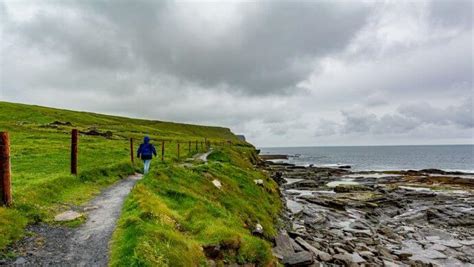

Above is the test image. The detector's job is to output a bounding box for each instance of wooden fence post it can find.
[177,142,180,159]
[195,140,198,151]
[188,141,191,153]
[130,138,134,164]
[71,129,78,175]
[161,140,165,162]
[0,132,12,206]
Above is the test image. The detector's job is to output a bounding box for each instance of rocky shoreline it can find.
[262,161,474,266]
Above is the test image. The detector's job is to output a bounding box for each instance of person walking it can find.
[137,136,157,174]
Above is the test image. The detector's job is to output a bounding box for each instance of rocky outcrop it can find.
[265,162,474,266]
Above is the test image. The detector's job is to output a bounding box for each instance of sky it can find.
[0,0,472,147]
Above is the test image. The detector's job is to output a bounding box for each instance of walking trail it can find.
[6,173,142,266]
[194,148,213,162]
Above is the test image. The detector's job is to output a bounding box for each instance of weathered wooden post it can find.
[188,141,191,153]
[195,140,198,151]
[177,142,180,159]
[161,140,165,162]
[71,129,78,175]
[0,132,12,206]
[130,138,134,164]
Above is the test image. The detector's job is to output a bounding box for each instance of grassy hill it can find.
[0,101,281,265]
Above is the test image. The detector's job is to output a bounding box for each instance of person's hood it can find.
[144,136,150,144]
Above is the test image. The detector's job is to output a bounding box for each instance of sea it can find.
[259,145,474,173]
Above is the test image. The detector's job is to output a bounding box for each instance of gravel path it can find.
[4,173,142,266]
[195,148,213,162]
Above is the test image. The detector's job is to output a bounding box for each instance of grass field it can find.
[110,147,281,266]
[0,101,281,265]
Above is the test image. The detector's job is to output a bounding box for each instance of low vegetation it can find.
[0,101,281,266]
[110,147,281,266]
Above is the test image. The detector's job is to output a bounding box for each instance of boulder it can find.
[460,240,474,246]
[428,244,447,251]
[283,251,314,266]
[383,260,401,267]
[438,239,463,248]
[332,253,352,265]
[275,232,295,258]
[291,180,319,189]
[294,237,332,262]
[338,165,351,169]
[291,239,304,252]
[392,250,412,260]
[358,250,374,258]
[333,184,371,193]
[350,252,366,264]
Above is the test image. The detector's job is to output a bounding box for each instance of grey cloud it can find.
[341,111,377,133]
[1,0,473,147]
[429,0,473,29]
[399,98,474,128]
[337,99,473,136]
[5,0,371,95]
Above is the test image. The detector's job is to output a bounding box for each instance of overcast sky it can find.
[1,0,472,147]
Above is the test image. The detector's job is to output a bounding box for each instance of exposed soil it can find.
[3,173,142,266]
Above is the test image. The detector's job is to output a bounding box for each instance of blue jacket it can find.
[137,136,157,160]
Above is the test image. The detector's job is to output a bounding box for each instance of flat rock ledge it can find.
[266,162,474,266]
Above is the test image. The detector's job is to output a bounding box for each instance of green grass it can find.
[0,102,243,250]
[0,101,281,266]
[110,148,281,266]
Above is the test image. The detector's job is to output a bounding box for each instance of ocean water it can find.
[259,145,474,172]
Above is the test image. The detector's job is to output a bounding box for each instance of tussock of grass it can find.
[110,148,281,266]
[0,209,27,250]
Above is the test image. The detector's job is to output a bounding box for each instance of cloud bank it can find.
[1,0,472,146]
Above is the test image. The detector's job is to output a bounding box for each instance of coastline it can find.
[259,144,474,173]
[260,158,474,266]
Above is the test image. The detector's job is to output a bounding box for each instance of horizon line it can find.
[259,143,474,148]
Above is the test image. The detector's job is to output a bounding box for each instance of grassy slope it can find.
[110,147,281,266]
[0,101,241,251]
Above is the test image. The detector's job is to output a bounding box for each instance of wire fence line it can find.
[0,129,237,206]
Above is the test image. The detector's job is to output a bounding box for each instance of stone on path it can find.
[54,211,83,222]
[83,205,99,212]
[13,257,27,265]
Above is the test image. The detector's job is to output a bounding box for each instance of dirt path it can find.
[195,148,213,162]
[5,173,142,266]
